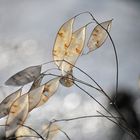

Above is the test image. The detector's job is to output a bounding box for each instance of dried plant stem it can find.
[87,11,118,100]
[43,60,127,126]
[44,71,127,125]
[59,129,71,140]
[19,124,45,140]
[52,115,120,123]
[97,111,138,139]
[74,82,118,121]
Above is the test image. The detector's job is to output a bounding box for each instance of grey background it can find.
[0,0,140,139]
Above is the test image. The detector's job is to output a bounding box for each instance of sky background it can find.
[0,0,140,140]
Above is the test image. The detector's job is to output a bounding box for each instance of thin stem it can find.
[45,121,52,140]
[97,111,136,139]
[74,82,118,122]
[73,77,101,92]
[59,129,71,140]
[41,59,106,93]
[53,115,121,123]
[19,124,45,140]
[88,12,118,100]
[62,60,104,91]
[41,60,127,128]
[44,73,101,92]
[44,72,127,124]
[74,81,130,131]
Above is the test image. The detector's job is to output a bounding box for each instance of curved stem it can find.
[53,115,121,123]
[59,129,71,140]
[88,12,119,100]
[19,124,45,140]
[97,111,135,138]
[74,82,118,122]
[44,73,101,92]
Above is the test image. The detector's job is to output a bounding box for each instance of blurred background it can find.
[0,0,140,139]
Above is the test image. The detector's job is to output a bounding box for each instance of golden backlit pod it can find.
[61,26,86,75]
[16,126,35,140]
[0,88,22,119]
[37,77,60,107]
[36,94,49,108]
[87,20,112,52]
[28,85,45,111]
[15,123,59,140]
[53,18,74,68]
[41,123,60,140]
[5,65,42,86]
[29,74,45,91]
[59,70,74,87]
[43,77,60,97]
[5,94,29,138]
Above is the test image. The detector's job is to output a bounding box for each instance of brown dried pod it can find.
[59,70,74,87]
[0,88,22,119]
[61,26,86,75]
[5,65,42,86]
[53,18,74,68]
[87,20,112,52]
[28,85,45,111]
[37,77,60,107]
[5,94,29,138]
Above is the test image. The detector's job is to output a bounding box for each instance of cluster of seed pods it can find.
[0,12,112,139]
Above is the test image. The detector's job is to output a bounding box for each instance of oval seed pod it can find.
[15,126,35,140]
[87,20,112,52]
[5,94,29,138]
[0,88,22,119]
[59,70,74,87]
[41,123,60,139]
[43,77,60,97]
[5,65,42,86]
[61,26,86,75]
[29,73,45,91]
[53,18,74,68]
[37,77,60,107]
[28,85,45,111]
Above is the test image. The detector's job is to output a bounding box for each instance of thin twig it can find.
[19,124,45,140]
[97,111,136,139]
[53,115,121,123]
[59,129,71,140]
[87,12,118,100]
[74,82,118,122]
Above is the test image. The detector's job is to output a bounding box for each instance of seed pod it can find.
[87,20,112,52]
[0,88,22,119]
[60,70,74,87]
[28,85,45,111]
[53,18,74,68]
[5,65,42,86]
[6,94,29,138]
[37,77,60,107]
[29,74,45,91]
[61,26,86,75]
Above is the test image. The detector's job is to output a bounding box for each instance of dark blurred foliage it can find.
[109,90,140,140]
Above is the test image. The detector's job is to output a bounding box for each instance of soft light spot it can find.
[82,119,99,134]
[17,40,38,56]
[63,92,81,110]
[0,53,9,70]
